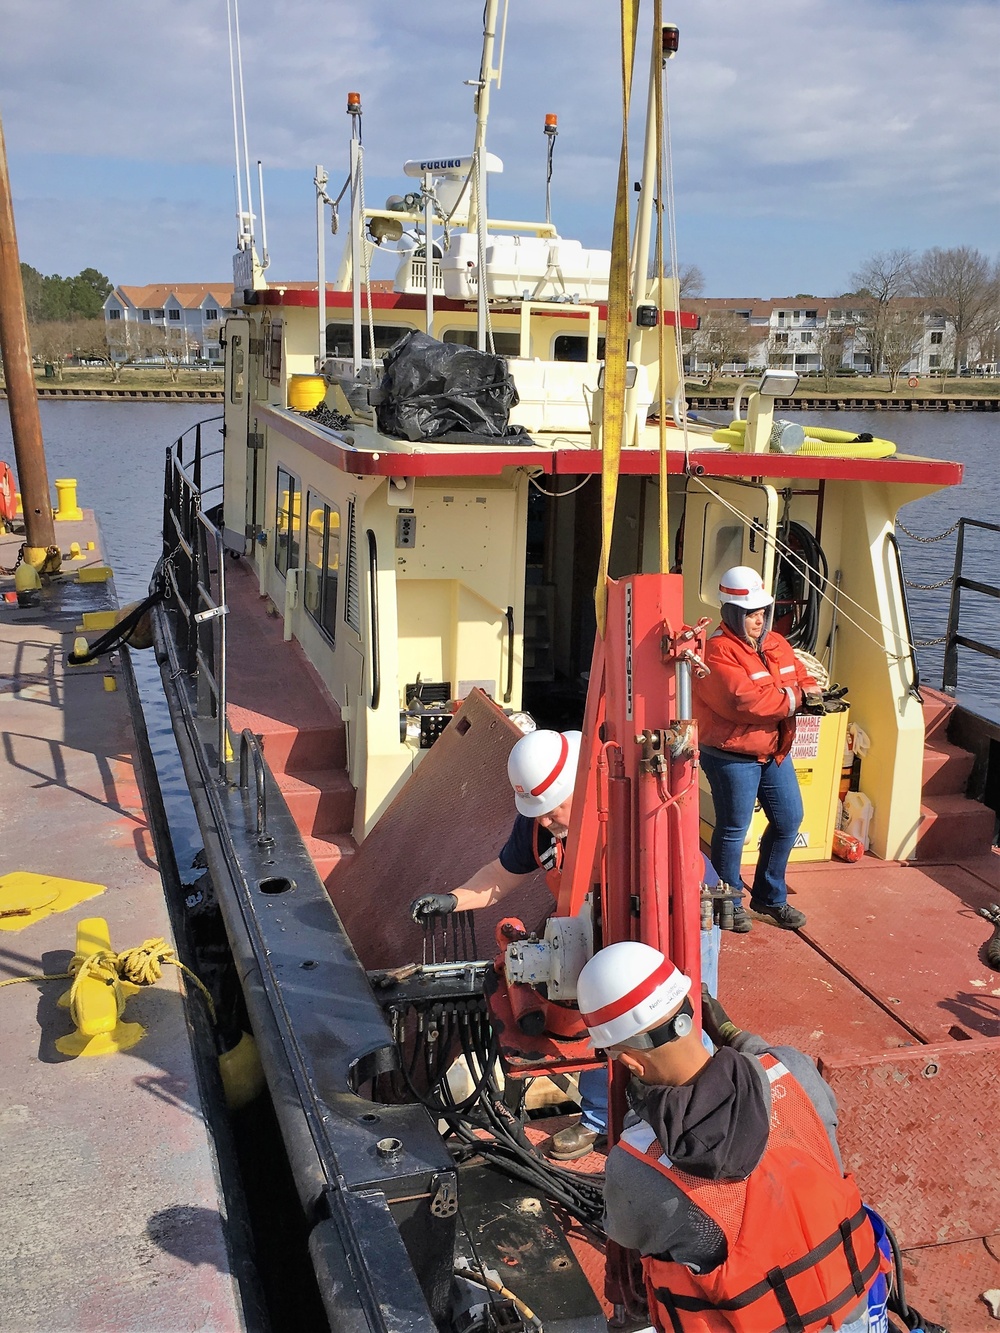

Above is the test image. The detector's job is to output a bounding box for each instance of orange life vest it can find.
[620,1053,889,1333]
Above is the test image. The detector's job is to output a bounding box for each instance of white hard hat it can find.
[718,565,773,611]
[507,729,582,818]
[577,942,692,1049]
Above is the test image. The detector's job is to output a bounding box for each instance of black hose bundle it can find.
[979,904,1000,971]
[883,1215,948,1333]
[67,585,165,664]
[774,519,828,654]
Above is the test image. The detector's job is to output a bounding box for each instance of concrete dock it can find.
[0,518,245,1331]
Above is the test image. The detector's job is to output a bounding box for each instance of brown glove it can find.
[701,984,742,1047]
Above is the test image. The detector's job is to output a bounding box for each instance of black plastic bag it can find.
[371,330,533,444]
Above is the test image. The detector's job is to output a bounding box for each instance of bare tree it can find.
[911,246,1000,372]
[692,311,758,387]
[652,262,705,300]
[814,322,849,389]
[849,249,915,375]
[880,303,925,391]
[766,331,793,370]
[143,322,199,382]
[29,321,77,380]
[103,316,143,382]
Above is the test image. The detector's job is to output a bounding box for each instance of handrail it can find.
[504,604,514,703]
[239,729,274,847]
[885,531,922,702]
[943,517,1000,695]
[161,426,229,776]
[366,529,380,710]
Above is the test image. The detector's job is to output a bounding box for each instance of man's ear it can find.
[616,1049,645,1079]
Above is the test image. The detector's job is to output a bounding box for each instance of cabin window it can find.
[304,493,340,644]
[268,319,283,385]
[442,328,521,358]
[553,334,606,362]
[274,466,301,578]
[325,323,415,359]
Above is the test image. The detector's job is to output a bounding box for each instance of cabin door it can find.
[681,477,780,629]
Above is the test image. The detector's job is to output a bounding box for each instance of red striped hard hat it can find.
[578,942,691,1048]
[507,729,582,818]
[718,565,773,611]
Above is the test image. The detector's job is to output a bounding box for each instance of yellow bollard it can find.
[13,562,41,608]
[54,478,84,522]
[55,917,144,1057]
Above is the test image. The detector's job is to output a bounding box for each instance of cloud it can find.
[2,0,997,294]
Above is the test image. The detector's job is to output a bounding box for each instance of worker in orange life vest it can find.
[580,942,890,1333]
[693,564,820,932]
[409,729,607,1160]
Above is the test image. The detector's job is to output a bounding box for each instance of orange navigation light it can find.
[544,113,558,137]
[347,92,362,115]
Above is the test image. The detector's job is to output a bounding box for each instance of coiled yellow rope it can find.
[0,937,216,1023]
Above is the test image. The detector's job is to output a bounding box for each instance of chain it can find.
[0,543,25,577]
[904,577,953,591]
[914,636,948,646]
[896,519,961,543]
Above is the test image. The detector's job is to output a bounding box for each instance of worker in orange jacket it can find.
[693,565,820,931]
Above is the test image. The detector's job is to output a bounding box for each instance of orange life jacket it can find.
[620,1053,889,1333]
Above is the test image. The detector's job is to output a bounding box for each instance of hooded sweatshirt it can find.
[602,1033,842,1273]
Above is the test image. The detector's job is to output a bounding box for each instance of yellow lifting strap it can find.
[595,0,640,638]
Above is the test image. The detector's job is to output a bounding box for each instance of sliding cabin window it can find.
[552,334,606,362]
[274,466,301,578]
[304,493,340,644]
[325,323,416,359]
[442,328,521,358]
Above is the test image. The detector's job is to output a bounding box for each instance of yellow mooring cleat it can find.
[55,917,145,1057]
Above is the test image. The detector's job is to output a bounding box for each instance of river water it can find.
[1,400,997,868]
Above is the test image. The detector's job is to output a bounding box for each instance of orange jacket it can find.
[693,625,815,761]
[621,1053,889,1332]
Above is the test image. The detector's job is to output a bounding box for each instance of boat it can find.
[150,4,1000,1329]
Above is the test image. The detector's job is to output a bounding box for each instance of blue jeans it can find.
[701,749,803,909]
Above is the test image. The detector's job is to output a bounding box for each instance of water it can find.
[0,400,224,879]
[1,401,997,831]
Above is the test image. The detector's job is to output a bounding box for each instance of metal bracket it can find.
[194,603,229,624]
[429,1171,458,1218]
[635,728,668,774]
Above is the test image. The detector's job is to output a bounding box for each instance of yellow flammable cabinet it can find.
[699,710,850,864]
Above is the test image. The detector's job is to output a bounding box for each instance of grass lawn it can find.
[26,366,224,391]
[687,374,1000,399]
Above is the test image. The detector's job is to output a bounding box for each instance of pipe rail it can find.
[160,418,230,776]
[942,518,1000,695]
[239,729,274,847]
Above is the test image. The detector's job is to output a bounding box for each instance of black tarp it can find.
[370,331,533,444]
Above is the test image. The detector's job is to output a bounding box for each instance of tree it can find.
[910,246,1000,372]
[849,249,914,374]
[879,303,925,391]
[650,262,705,300]
[814,322,849,389]
[142,322,199,382]
[104,317,143,382]
[692,311,758,387]
[20,264,44,322]
[29,321,78,379]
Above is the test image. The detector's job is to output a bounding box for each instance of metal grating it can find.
[344,498,360,633]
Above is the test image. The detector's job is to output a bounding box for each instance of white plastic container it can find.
[841,791,874,851]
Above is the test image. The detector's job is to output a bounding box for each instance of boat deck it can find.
[0,522,244,1332]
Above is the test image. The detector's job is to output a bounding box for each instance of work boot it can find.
[730,905,753,933]
[749,900,807,930]
[544,1122,606,1161]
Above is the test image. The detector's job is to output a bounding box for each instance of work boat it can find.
[153,5,999,1329]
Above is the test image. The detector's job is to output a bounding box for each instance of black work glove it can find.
[801,684,849,715]
[410,892,458,924]
[701,984,742,1048]
[800,691,826,715]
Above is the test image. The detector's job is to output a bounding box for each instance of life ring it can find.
[0,461,17,524]
[907,376,919,389]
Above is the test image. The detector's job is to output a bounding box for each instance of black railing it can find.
[161,418,229,775]
[943,518,1000,694]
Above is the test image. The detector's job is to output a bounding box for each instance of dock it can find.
[0,518,245,1331]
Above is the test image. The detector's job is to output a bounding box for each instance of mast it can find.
[0,112,56,564]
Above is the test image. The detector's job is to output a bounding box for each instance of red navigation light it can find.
[661,24,679,57]
[347,92,362,115]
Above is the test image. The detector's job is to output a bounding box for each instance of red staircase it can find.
[224,560,356,887]
[913,687,994,859]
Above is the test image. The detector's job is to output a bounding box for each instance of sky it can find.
[2,0,998,300]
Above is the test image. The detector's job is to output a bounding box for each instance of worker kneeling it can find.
[579,942,890,1332]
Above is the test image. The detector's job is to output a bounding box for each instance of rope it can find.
[0,937,216,1023]
[529,474,593,498]
[896,519,960,543]
[793,649,829,690]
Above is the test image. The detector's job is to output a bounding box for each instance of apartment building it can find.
[103,284,234,365]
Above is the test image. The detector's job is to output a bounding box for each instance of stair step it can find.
[249,721,347,776]
[921,687,956,744]
[276,769,356,837]
[913,793,996,861]
[301,833,357,890]
[921,740,976,797]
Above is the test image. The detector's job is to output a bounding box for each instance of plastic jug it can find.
[841,792,874,851]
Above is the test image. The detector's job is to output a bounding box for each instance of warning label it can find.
[791,715,821,760]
